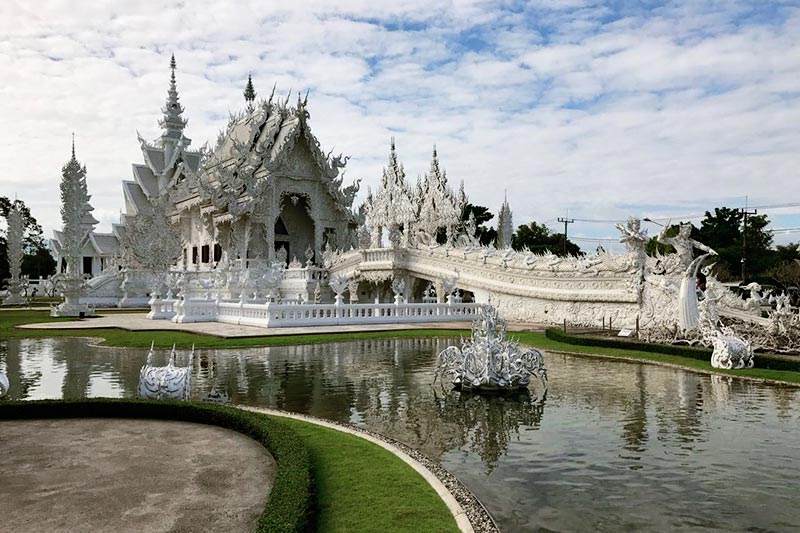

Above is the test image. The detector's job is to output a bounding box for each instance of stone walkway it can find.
[17,312,546,338]
[0,418,276,532]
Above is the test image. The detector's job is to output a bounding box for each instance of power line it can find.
[562,200,800,225]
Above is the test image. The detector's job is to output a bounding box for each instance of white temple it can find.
[49,54,793,358]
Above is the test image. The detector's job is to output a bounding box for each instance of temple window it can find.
[192,246,198,264]
[201,245,210,263]
[213,244,222,262]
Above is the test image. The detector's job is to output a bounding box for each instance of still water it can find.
[2,336,799,532]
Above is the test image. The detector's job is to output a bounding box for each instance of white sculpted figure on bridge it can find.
[658,222,717,331]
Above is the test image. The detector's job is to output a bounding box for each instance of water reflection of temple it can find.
[3,336,799,471]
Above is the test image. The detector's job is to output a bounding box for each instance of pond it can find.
[2,336,799,532]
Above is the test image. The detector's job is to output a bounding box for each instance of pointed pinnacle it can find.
[71,132,76,159]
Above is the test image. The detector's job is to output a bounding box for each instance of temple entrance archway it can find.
[276,194,315,265]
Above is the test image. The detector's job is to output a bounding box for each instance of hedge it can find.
[0,399,313,533]
[544,328,800,372]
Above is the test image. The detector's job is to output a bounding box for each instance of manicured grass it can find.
[0,400,460,533]
[281,417,460,533]
[515,331,800,385]
[0,309,468,349]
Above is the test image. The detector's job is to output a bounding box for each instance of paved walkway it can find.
[17,312,546,338]
[0,418,276,532]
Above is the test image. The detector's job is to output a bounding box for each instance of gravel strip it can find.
[243,406,499,533]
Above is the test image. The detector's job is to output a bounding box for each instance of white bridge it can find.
[326,246,643,327]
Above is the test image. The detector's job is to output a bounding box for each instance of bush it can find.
[0,399,312,533]
[544,328,800,372]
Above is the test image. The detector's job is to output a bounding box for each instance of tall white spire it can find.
[497,190,513,249]
[159,54,188,146]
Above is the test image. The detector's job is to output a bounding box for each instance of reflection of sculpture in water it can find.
[433,388,544,471]
[658,222,717,331]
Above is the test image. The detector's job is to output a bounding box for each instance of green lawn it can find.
[0,309,467,349]
[515,331,800,385]
[281,417,460,533]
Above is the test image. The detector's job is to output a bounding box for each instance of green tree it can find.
[0,197,56,285]
[511,221,581,256]
[695,207,773,282]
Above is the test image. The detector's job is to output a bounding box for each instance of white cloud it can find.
[0,0,799,252]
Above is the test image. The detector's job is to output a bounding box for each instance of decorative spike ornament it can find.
[243,73,257,114]
[497,191,513,249]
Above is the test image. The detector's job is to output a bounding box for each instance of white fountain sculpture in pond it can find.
[138,342,194,400]
[437,303,547,391]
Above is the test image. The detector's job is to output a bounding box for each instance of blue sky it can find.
[1,0,799,251]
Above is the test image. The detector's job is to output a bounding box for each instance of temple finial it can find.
[244,73,256,113]
[71,132,76,159]
[159,53,188,145]
[432,144,437,159]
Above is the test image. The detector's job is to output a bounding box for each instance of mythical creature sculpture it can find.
[615,217,647,254]
[436,303,547,392]
[138,342,194,401]
[704,325,755,369]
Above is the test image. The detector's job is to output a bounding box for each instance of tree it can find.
[695,207,774,282]
[511,221,581,256]
[0,197,56,285]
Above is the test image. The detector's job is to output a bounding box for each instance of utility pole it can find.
[557,213,574,256]
[739,197,757,283]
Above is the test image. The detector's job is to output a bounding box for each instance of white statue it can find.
[138,342,194,401]
[704,325,755,369]
[0,371,8,398]
[658,222,717,331]
[615,217,647,254]
[3,202,26,305]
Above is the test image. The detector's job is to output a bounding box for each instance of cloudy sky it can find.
[1,0,799,251]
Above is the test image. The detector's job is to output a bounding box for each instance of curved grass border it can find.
[0,399,312,533]
[524,330,800,385]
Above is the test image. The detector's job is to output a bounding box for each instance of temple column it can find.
[314,223,324,264]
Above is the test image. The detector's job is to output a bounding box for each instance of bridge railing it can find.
[153,295,479,328]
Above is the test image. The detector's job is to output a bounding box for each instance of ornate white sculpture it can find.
[391,277,406,303]
[0,371,8,398]
[52,141,97,317]
[119,197,182,273]
[705,325,755,369]
[496,193,513,249]
[138,342,194,401]
[365,139,416,248]
[657,222,717,331]
[3,203,26,305]
[414,146,461,245]
[437,303,547,391]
